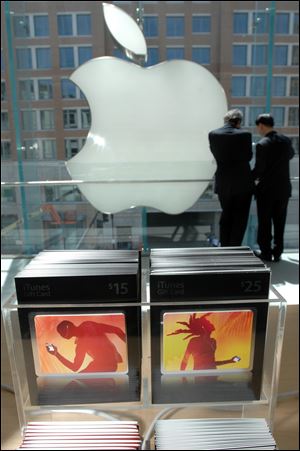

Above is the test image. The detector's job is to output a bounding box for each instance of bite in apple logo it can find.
[66,3,227,214]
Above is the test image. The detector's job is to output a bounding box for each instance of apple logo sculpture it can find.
[66,3,227,214]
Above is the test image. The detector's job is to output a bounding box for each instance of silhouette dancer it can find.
[168,313,240,370]
[46,320,126,373]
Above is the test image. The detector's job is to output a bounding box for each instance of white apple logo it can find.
[66,3,227,214]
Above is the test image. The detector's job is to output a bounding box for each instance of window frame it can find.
[13,14,49,38]
[63,107,91,129]
[191,46,211,65]
[22,138,57,160]
[57,12,92,37]
[192,14,211,34]
[166,46,185,60]
[143,15,159,37]
[1,140,11,160]
[21,109,55,131]
[59,45,93,68]
[16,46,52,70]
[1,110,9,130]
[233,11,249,34]
[166,15,185,37]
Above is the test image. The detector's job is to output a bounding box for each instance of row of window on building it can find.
[1,138,86,162]
[1,108,91,131]
[1,104,298,135]
[1,74,298,105]
[11,11,299,38]
[1,42,298,70]
[1,79,84,101]
[231,75,299,97]
[1,108,299,161]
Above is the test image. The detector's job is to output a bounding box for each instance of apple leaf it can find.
[103,2,147,65]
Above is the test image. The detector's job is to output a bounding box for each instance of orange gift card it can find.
[30,313,128,376]
[162,310,255,374]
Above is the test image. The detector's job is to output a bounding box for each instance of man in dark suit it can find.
[209,109,254,246]
[253,114,295,262]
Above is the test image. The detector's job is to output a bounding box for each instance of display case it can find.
[2,254,286,448]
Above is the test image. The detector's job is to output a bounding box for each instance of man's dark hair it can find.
[224,109,243,127]
[255,114,274,127]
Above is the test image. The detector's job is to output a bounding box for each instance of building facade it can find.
[1,1,299,253]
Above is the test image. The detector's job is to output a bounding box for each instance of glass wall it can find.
[1,0,299,256]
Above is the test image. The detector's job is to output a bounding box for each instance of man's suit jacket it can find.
[208,124,254,197]
[252,131,295,199]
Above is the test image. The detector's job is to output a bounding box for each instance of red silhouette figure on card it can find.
[46,320,126,373]
[168,313,240,370]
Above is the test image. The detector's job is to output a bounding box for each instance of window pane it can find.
[36,48,52,69]
[145,47,159,66]
[166,16,184,37]
[1,141,11,160]
[166,47,184,59]
[250,76,266,96]
[274,45,288,65]
[34,16,49,36]
[192,16,211,33]
[16,48,32,69]
[192,47,210,64]
[233,13,248,34]
[144,16,158,37]
[271,107,285,126]
[63,110,78,128]
[59,47,74,68]
[14,16,30,38]
[21,111,37,130]
[1,112,9,130]
[1,81,6,101]
[42,140,56,159]
[57,15,73,36]
[81,109,91,129]
[78,46,93,65]
[249,106,264,126]
[233,45,247,65]
[275,13,290,34]
[272,77,286,96]
[290,77,299,96]
[40,110,54,130]
[61,79,76,98]
[76,14,91,35]
[38,79,53,99]
[294,13,299,34]
[231,76,246,96]
[288,107,299,126]
[65,139,80,158]
[253,12,269,34]
[251,44,267,65]
[292,45,299,65]
[23,140,42,159]
[19,79,35,100]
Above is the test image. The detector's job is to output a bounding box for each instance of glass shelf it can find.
[2,255,286,435]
